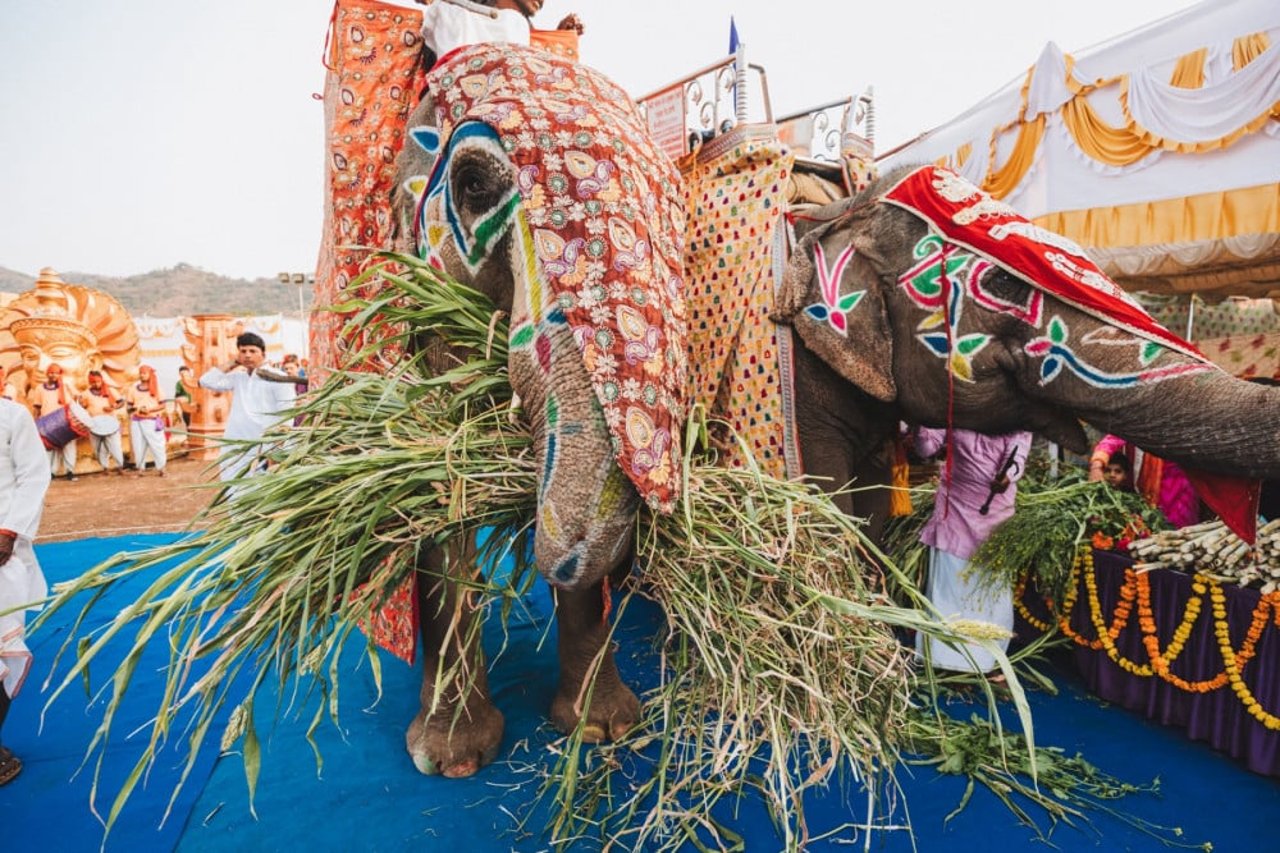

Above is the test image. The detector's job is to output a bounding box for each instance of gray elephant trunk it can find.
[1078,370,1280,480]
[509,319,639,590]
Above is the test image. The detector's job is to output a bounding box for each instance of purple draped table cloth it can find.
[1018,549,1280,777]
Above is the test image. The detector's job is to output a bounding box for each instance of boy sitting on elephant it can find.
[414,0,584,69]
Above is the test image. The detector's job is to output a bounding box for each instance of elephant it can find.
[772,163,1279,537]
[386,43,1277,779]
[387,44,687,778]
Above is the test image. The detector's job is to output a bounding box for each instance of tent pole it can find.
[1186,294,1197,340]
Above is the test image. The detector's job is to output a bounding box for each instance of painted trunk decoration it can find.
[404,45,687,585]
[778,166,1270,540]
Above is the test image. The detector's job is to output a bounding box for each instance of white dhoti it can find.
[916,548,1014,673]
[0,545,46,699]
[130,417,167,471]
[46,440,77,477]
[91,431,124,470]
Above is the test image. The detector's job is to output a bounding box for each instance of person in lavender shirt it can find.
[912,426,1034,674]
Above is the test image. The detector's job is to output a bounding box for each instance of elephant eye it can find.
[454,163,499,211]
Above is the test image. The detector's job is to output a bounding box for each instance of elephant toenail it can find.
[581,724,606,742]
[411,752,440,775]
[443,758,479,779]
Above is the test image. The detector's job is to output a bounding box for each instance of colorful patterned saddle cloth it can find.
[409,44,688,512]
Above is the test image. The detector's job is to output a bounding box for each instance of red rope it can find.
[939,242,956,520]
[322,1,339,71]
[784,196,880,227]
[601,574,613,625]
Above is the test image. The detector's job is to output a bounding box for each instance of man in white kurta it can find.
[0,397,52,785]
[198,333,296,484]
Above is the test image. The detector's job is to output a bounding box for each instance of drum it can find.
[89,414,122,437]
[36,402,93,449]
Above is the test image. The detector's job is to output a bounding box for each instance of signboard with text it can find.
[645,86,688,162]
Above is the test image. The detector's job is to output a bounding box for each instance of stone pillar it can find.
[182,314,241,460]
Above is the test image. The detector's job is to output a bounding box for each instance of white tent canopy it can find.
[879,0,1280,297]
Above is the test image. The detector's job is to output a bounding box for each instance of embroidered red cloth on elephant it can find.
[417,44,689,512]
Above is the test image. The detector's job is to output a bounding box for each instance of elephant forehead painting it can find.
[877,166,1215,387]
[406,44,688,511]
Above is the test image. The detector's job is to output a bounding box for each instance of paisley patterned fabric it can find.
[315,0,428,665]
[682,127,796,477]
[313,0,426,376]
[413,44,688,511]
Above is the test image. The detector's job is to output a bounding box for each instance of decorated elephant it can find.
[774,164,1275,539]
[390,41,1276,778]
[390,44,687,778]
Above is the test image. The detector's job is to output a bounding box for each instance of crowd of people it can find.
[0,332,303,785]
[0,336,306,482]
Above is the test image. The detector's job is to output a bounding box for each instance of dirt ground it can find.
[36,449,219,543]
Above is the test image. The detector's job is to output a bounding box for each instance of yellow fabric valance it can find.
[941,29,1280,195]
[1060,95,1151,167]
[1233,32,1271,71]
[982,115,1044,199]
[1170,48,1207,89]
[933,141,973,172]
[1033,182,1280,249]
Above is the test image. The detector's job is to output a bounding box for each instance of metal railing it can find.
[635,48,876,166]
[775,87,875,163]
[636,46,771,158]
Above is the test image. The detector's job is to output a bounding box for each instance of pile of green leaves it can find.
[974,480,1169,603]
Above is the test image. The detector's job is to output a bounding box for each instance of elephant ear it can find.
[776,226,896,402]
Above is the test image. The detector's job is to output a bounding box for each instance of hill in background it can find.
[0,263,315,318]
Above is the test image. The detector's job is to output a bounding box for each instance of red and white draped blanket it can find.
[881,166,1259,541]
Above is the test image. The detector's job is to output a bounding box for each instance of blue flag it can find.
[728,16,740,55]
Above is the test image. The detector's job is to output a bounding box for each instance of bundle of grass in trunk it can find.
[29,254,1193,850]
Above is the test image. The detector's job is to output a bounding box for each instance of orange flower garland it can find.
[1137,575,1226,693]
[1017,548,1280,726]
[1013,580,1054,632]
[1085,565,1152,676]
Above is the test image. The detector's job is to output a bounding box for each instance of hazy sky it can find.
[0,0,1200,280]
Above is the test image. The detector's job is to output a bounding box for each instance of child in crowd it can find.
[1090,435,1198,527]
[1102,451,1133,492]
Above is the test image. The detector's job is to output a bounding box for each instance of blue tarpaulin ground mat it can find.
[2,534,1276,851]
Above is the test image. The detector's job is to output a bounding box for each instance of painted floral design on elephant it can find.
[803,242,864,335]
[896,233,991,381]
[1026,315,1213,388]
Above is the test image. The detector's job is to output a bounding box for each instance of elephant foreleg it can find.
[406,543,504,778]
[550,582,640,742]
[850,443,893,545]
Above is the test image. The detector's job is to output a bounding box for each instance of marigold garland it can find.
[1017,548,1280,725]
[1085,565,1152,676]
[1212,583,1280,732]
